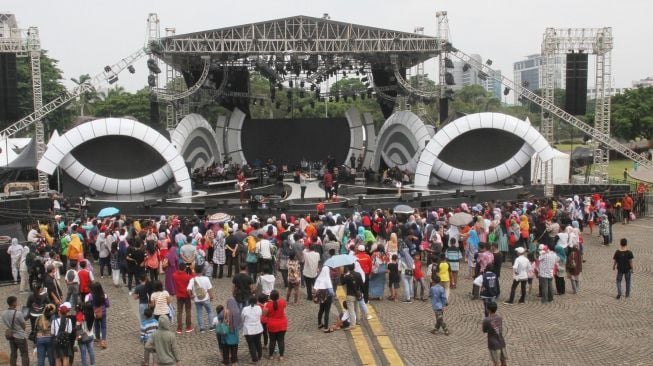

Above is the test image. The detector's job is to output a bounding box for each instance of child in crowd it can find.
[387,254,400,301]
[429,276,449,335]
[286,252,300,304]
[140,307,159,366]
[212,305,226,362]
[413,253,427,301]
[323,301,351,333]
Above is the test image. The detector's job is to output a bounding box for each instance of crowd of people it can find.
[1,189,637,366]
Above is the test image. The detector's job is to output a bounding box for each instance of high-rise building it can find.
[632,76,653,88]
[451,54,482,91]
[482,70,503,100]
[513,54,566,94]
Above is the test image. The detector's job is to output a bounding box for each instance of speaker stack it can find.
[0,54,19,129]
[565,53,589,115]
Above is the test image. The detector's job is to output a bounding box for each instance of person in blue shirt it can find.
[429,276,449,335]
[140,307,158,366]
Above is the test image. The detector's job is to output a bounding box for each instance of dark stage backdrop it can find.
[438,128,524,170]
[241,118,350,168]
[71,135,166,179]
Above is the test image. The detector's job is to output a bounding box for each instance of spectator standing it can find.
[613,238,634,299]
[172,263,193,333]
[187,264,213,333]
[482,302,507,366]
[302,245,320,301]
[429,276,449,335]
[2,296,29,366]
[241,296,263,364]
[144,317,181,366]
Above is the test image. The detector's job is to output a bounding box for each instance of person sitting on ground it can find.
[324,301,351,333]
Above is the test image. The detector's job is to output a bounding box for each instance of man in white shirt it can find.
[27,225,40,244]
[504,247,531,304]
[256,234,274,275]
[302,245,320,301]
[186,264,213,332]
[258,267,276,297]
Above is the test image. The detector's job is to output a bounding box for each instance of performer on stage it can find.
[237,170,248,204]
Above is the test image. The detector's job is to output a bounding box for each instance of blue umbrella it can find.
[97,207,120,218]
[324,254,356,268]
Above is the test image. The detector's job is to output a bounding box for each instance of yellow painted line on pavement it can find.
[365,302,405,366]
[335,287,377,365]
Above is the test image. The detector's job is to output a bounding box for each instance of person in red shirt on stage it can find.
[355,244,373,303]
[316,200,325,216]
[323,170,333,201]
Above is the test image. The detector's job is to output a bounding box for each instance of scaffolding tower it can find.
[0,15,48,195]
[541,28,613,185]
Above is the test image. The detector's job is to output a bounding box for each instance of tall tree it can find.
[15,50,73,133]
[70,73,99,117]
[611,86,653,140]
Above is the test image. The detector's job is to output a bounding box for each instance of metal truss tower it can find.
[436,11,449,127]
[541,27,613,184]
[0,20,48,194]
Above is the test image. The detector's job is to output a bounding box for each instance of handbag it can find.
[216,321,229,335]
[312,289,328,304]
[79,321,94,343]
[246,252,258,264]
[404,269,414,277]
[4,309,16,340]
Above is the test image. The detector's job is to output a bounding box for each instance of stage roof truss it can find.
[160,16,440,65]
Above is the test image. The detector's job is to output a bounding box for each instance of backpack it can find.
[192,278,207,300]
[65,269,76,284]
[481,271,498,298]
[55,317,70,350]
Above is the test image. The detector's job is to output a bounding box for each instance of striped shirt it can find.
[140,318,158,343]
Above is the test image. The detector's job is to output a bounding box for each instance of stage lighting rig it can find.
[147,59,161,74]
[127,65,136,74]
[503,87,510,96]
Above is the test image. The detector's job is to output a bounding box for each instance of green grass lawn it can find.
[576,159,637,181]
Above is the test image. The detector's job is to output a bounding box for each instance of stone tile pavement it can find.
[371,218,653,366]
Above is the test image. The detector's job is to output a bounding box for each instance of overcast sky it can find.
[3,0,651,97]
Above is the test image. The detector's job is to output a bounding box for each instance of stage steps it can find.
[355,172,366,186]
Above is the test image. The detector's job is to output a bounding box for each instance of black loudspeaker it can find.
[565,53,588,115]
[150,99,160,126]
[439,98,449,122]
[0,54,19,129]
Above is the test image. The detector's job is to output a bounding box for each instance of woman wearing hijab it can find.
[369,245,389,300]
[519,215,530,249]
[223,296,242,365]
[398,248,415,303]
[163,236,178,295]
[554,243,567,295]
[313,266,334,329]
[566,237,583,294]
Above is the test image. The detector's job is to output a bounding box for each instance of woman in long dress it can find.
[164,242,178,295]
[369,245,389,300]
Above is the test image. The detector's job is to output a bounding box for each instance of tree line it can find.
[13,52,653,144]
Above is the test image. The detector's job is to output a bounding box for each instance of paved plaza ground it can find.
[0,218,651,365]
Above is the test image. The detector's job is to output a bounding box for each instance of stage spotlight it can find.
[503,87,510,96]
[310,84,315,91]
[477,72,487,81]
[127,65,136,74]
[108,76,119,84]
[462,63,471,72]
[522,80,530,88]
[147,59,161,74]
[444,57,454,68]
[485,59,493,66]
[104,66,112,72]
[300,81,305,88]
[148,74,156,87]
[445,72,455,85]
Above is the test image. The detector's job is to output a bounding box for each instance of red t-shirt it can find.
[78,269,91,294]
[355,253,373,275]
[414,261,424,280]
[264,299,288,333]
[316,202,325,214]
[172,271,193,299]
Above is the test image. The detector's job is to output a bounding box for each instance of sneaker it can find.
[430,329,438,335]
[200,329,206,334]
[185,327,194,333]
[176,329,182,334]
[503,301,513,305]
[444,330,450,336]
[616,295,621,299]
[402,299,413,303]
[366,315,374,320]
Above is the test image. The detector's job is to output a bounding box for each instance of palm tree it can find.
[71,74,99,116]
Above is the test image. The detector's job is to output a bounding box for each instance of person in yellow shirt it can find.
[39,223,54,246]
[437,253,451,301]
[67,233,84,262]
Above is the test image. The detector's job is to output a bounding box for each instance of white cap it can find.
[515,247,525,254]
